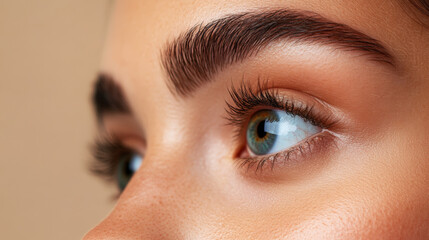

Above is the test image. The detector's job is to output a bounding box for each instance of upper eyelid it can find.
[224,81,340,146]
[225,81,329,125]
[225,78,281,118]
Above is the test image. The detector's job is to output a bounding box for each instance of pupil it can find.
[256,120,266,138]
[124,160,134,176]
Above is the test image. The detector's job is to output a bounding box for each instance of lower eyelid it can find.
[235,131,337,180]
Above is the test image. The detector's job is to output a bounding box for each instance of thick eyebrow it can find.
[161,9,394,97]
[92,74,131,120]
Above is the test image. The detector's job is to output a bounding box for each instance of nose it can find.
[83,150,195,239]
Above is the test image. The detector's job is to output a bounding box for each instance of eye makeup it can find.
[225,79,340,174]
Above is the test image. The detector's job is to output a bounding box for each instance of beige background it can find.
[0,0,115,239]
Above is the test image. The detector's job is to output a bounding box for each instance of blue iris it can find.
[246,110,321,156]
[116,153,142,191]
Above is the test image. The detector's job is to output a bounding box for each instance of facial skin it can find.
[84,0,429,239]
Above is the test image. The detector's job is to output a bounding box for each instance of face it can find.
[84,0,429,239]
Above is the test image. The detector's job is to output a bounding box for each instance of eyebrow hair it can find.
[161,9,394,97]
[92,74,131,120]
[404,0,429,26]
[408,0,429,17]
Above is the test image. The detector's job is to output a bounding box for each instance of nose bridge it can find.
[84,148,197,239]
[84,102,214,239]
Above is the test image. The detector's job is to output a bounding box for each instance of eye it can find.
[246,109,321,156]
[116,153,143,191]
[90,137,146,194]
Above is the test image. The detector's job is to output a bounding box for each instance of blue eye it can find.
[246,110,321,155]
[116,153,142,191]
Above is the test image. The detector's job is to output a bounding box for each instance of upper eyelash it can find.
[225,79,282,126]
[90,136,131,182]
[225,78,334,137]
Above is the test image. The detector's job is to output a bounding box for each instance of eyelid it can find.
[119,136,146,156]
[101,113,146,141]
[225,80,340,139]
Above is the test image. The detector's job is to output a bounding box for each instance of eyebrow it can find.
[161,9,394,97]
[92,74,131,120]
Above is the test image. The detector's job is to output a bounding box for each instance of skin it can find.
[84,0,429,239]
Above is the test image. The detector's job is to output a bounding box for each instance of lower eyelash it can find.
[236,131,335,174]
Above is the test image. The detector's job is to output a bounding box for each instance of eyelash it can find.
[90,136,132,182]
[225,79,337,172]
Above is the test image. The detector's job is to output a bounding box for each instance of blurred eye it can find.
[246,110,321,155]
[90,136,146,194]
[116,153,143,191]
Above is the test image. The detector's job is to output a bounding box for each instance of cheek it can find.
[283,188,428,239]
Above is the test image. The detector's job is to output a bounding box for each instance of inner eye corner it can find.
[233,142,250,159]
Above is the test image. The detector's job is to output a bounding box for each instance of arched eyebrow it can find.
[161,9,395,97]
